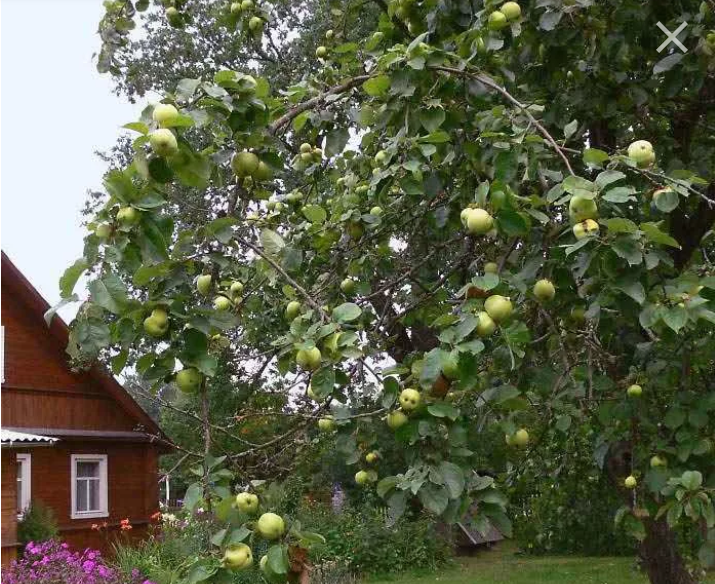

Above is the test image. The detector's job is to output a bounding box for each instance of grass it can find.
[369,542,715,584]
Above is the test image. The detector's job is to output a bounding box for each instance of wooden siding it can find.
[1,450,18,564]
[9,442,160,555]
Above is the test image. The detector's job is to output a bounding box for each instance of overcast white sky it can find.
[1,0,145,318]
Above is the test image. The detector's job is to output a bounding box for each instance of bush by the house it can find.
[17,501,58,547]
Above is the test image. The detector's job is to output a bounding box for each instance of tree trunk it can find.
[640,516,697,584]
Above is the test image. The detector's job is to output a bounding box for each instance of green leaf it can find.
[419,108,446,133]
[123,122,148,135]
[417,130,451,144]
[664,408,686,429]
[604,218,638,234]
[325,128,349,157]
[418,483,449,515]
[614,280,646,305]
[302,205,327,223]
[663,305,688,333]
[564,119,578,139]
[427,403,460,421]
[438,461,465,499]
[562,175,596,197]
[363,75,391,96]
[640,222,681,249]
[377,476,399,498]
[260,229,285,255]
[310,367,335,399]
[595,170,625,190]
[496,209,528,236]
[332,302,362,323]
[88,275,128,314]
[206,217,237,244]
[653,53,684,74]
[60,259,88,298]
[582,148,609,168]
[611,237,642,266]
[175,78,201,101]
[681,470,703,491]
[44,295,78,326]
[698,543,715,568]
[183,483,203,511]
[602,186,636,203]
[267,544,290,575]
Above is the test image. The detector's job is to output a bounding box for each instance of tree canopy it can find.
[59,0,715,581]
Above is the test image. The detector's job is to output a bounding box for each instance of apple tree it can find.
[58,0,715,582]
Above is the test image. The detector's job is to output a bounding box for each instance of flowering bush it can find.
[1,540,153,584]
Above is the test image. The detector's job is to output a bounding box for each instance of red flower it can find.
[120,518,133,531]
[150,511,162,521]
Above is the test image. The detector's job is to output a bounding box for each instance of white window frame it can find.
[16,453,31,518]
[70,454,108,520]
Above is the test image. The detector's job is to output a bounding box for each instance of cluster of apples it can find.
[488,1,521,31]
[230,0,265,37]
[195,274,245,312]
[231,150,273,182]
[222,494,286,572]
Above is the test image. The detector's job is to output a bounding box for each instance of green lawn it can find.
[369,543,715,584]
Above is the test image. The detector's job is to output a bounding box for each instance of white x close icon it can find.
[656,21,688,53]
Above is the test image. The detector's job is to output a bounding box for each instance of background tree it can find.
[58,0,715,582]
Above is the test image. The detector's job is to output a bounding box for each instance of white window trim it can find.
[70,454,109,520]
[16,453,31,518]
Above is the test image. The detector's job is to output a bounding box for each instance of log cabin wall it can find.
[1,450,18,565]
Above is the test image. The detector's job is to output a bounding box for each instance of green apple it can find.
[300,143,313,154]
[150,307,169,328]
[484,295,513,322]
[466,209,494,235]
[399,388,421,411]
[572,219,599,240]
[166,7,183,27]
[196,274,212,296]
[230,2,242,14]
[366,451,379,463]
[624,475,637,489]
[460,207,473,227]
[152,103,179,126]
[253,161,273,182]
[370,206,383,216]
[306,384,317,400]
[387,410,408,429]
[340,278,356,295]
[325,29,334,39]
[488,10,508,30]
[143,315,167,338]
[323,331,341,356]
[214,296,232,311]
[568,195,598,223]
[442,356,459,380]
[149,129,179,157]
[476,311,496,337]
[248,16,263,34]
[235,492,259,514]
[296,346,322,370]
[312,147,323,161]
[500,1,521,20]
[372,31,385,43]
[627,384,642,397]
[257,513,285,540]
[484,262,499,274]
[230,281,244,296]
[176,368,203,393]
[117,206,140,225]
[627,140,655,168]
[316,46,328,58]
[374,150,389,166]
[318,416,336,432]
[570,306,586,323]
[241,0,253,8]
[285,300,301,319]
[95,223,112,239]
[533,279,556,302]
[231,151,260,177]
[355,470,370,485]
[223,543,253,570]
[513,428,529,447]
[650,455,667,468]
[260,555,268,573]
[653,187,676,209]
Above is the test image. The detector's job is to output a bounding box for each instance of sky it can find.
[1,0,145,319]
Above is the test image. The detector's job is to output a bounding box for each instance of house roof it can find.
[1,429,58,447]
[1,251,171,448]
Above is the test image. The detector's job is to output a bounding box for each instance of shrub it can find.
[17,501,58,546]
[1,539,152,584]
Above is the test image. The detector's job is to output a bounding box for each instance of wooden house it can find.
[1,252,171,565]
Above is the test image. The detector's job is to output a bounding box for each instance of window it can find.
[70,455,108,519]
[16,454,31,517]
